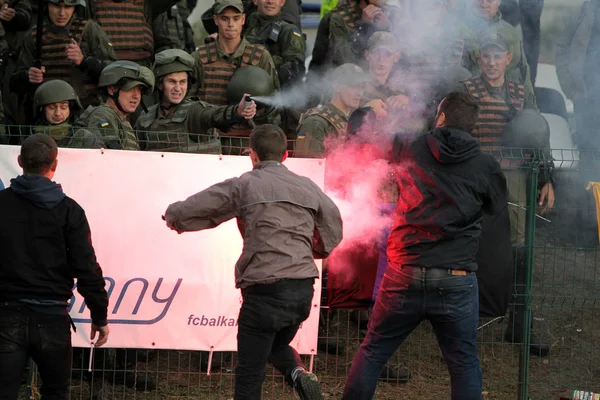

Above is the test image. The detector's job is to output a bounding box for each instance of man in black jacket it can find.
[342,92,508,400]
[0,134,109,399]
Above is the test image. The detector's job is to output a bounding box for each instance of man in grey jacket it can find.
[164,124,343,400]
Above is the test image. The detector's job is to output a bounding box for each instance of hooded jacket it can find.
[387,127,508,271]
[0,175,108,326]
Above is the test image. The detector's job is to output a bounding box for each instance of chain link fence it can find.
[3,129,599,400]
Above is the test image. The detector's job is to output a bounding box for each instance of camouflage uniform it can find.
[244,12,305,87]
[462,10,536,108]
[310,0,400,70]
[191,37,280,105]
[12,16,117,107]
[75,104,139,150]
[295,103,349,158]
[136,98,244,152]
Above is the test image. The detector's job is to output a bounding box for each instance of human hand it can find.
[0,4,16,22]
[365,99,387,117]
[237,93,257,120]
[28,66,45,84]
[66,39,84,66]
[386,95,409,109]
[90,324,109,347]
[538,182,555,215]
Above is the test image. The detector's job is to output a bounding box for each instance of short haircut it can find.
[438,92,480,133]
[249,124,287,161]
[20,134,58,175]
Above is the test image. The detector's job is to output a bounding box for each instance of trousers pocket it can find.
[0,314,23,352]
[439,284,474,321]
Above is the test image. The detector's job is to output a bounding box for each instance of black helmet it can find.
[503,109,551,149]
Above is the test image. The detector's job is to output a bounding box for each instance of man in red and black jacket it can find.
[0,134,109,398]
[343,92,508,400]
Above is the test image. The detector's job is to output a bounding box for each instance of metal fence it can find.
[4,129,599,400]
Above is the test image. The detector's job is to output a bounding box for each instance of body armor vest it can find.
[196,41,266,106]
[464,76,525,148]
[301,103,349,137]
[331,2,361,34]
[32,19,96,98]
[94,0,154,61]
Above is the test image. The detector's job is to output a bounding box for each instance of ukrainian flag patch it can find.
[292,30,302,38]
[100,121,109,128]
[297,132,306,139]
[107,40,113,47]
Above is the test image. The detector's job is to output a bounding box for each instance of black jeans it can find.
[0,303,72,400]
[235,278,314,400]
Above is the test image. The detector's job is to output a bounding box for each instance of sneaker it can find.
[294,371,324,400]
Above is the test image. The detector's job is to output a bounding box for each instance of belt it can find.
[399,265,474,276]
[242,278,315,295]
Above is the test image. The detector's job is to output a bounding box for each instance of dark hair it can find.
[437,92,480,133]
[249,124,287,161]
[20,134,58,175]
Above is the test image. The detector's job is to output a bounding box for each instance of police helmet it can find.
[33,80,82,117]
[153,49,195,79]
[99,61,155,95]
[503,109,551,149]
[226,66,276,104]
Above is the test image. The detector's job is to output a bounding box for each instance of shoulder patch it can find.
[107,39,113,47]
[99,121,109,128]
[297,132,306,139]
[292,29,302,38]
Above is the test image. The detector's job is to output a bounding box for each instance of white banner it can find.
[0,146,325,354]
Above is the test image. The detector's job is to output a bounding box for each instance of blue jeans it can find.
[343,266,482,400]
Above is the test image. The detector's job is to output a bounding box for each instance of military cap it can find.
[332,63,368,87]
[480,33,510,52]
[46,0,86,6]
[213,0,244,14]
[367,31,397,52]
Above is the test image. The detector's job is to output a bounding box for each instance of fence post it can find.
[518,159,539,400]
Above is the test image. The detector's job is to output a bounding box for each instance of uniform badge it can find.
[292,30,302,38]
[297,132,306,139]
[99,121,109,128]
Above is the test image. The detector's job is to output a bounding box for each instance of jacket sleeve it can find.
[191,50,204,97]
[2,0,32,31]
[67,202,109,327]
[164,178,240,232]
[190,101,242,134]
[328,13,356,66]
[258,48,281,92]
[555,3,586,101]
[312,187,343,259]
[10,29,34,92]
[276,25,306,86]
[295,116,329,158]
[482,157,508,216]
[79,21,118,80]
